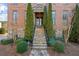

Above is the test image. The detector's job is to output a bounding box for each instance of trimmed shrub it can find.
[23,37,28,42]
[24,3,34,41]
[53,42,64,52]
[1,39,13,45]
[0,28,5,34]
[46,3,54,39]
[16,40,28,53]
[48,37,56,46]
[15,39,23,44]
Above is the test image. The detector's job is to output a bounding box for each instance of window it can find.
[62,10,68,25]
[52,10,56,24]
[13,10,18,24]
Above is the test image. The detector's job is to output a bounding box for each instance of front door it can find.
[36,17,42,27]
[35,12,43,27]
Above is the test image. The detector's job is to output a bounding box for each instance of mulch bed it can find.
[0,44,31,56]
[47,42,79,56]
[0,42,79,56]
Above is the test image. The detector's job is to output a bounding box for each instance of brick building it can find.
[8,3,75,39]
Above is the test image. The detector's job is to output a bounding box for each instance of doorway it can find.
[35,12,43,27]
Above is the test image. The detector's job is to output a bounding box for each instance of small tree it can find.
[43,6,47,29]
[25,3,34,41]
[46,3,54,39]
[69,4,79,43]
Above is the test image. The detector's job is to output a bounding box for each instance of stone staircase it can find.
[30,27,49,56]
[32,27,47,49]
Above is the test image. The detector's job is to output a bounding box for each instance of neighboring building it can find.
[8,3,76,39]
[0,21,7,32]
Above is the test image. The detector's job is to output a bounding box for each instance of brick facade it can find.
[8,3,76,39]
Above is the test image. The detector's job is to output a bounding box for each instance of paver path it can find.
[30,27,49,56]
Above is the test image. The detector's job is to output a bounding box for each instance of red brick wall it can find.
[8,3,75,38]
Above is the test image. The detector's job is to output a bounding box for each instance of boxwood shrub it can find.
[48,37,56,46]
[16,40,28,53]
[15,39,23,44]
[1,39,13,45]
[53,42,64,53]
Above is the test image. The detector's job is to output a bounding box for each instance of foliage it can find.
[69,4,79,43]
[1,39,13,45]
[43,6,47,28]
[15,39,23,44]
[16,40,28,53]
[24,3,34,41]
[46,3,54,39]
[0,28,5,34]
[48,37,56,46]
[53,42,64,52]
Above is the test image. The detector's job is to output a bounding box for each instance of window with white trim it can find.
[13,10,18,24]
[62,10,68,25]
[52,10,56,24]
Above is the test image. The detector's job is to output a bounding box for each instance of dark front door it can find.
[35,12,43,27]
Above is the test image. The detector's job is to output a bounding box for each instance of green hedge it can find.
[1,39,13,45]
[16,40,28,53]
[0,28,5,34]
[53,42,64,53]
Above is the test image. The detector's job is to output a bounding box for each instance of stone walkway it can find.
[30,49,49,56]
[30,27,49,56]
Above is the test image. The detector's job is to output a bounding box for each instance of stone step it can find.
[32,46,47,49]
[34,34,44,35]
[33,44,47,46]
[35,35,45,38]
[34,37,46,41]
[33,41,46,44]
[33,40,47,43]
[32,27,47,50]
[34,34,45,36]
[33,42,46,44]
[35,33,44,35]
[30,49,49,56]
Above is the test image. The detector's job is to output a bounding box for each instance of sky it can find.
[0,3,7,21]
